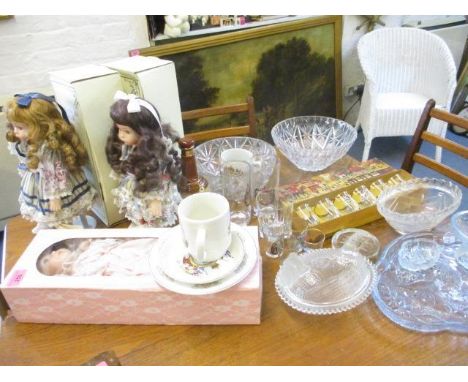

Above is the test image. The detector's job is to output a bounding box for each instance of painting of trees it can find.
[252,37,336,140]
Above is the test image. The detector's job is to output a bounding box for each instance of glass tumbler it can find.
[221,160,252,225]
[258,205,288,258]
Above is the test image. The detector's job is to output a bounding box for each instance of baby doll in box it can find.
[37,237,158,277]
[5,93,96,232]
[106,91,182,228]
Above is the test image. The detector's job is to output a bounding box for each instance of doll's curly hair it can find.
[5,97,88,172]
[106,98,181,193]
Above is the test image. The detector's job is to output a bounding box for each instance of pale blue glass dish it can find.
[372,232,468,333]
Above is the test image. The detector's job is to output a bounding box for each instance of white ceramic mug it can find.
[177,192,232,264]
[220,148,253,164]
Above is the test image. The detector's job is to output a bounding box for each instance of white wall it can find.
[0,15,149,96]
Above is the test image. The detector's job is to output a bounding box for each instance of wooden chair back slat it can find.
[401,98,468,187]
[413,153,468,187]
[181,96,256,143]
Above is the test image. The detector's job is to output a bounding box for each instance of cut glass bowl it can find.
[372,232,468,333]
[376,178,462,235]
[271,116,357,171]
[195,136,277,193]
[275,249,376,315]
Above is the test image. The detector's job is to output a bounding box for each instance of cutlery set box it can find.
[279,159,413,236]
[0,228,262,325]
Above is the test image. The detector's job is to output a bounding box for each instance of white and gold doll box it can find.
[49,65,124,226]
[104,56,185,139]
[0,227,262,325]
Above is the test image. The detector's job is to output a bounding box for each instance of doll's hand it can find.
[149,199,162,217]
[49,198,62,212]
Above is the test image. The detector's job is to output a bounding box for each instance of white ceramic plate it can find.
[158,224,245,285]
[149,224,259,295]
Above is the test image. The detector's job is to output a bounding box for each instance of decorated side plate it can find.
[158,224,245,285]
[149,225,259,295]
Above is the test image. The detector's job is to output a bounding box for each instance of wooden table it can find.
[1,154,467,365]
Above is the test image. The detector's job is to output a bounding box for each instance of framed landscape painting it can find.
[138,16,342,141]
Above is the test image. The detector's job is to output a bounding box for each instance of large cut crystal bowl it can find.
[195,136,277,193]
[376,178,462,235]
[271,116,357,171]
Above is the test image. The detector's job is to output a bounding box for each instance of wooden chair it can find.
[181,96,256,143]
[401,99,468,187]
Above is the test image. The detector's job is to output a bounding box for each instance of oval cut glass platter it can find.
[275,249,376,315]
[372,232,468,333]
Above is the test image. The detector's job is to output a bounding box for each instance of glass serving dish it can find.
[450,210,468,269]
[372,232,468,333]
[275,249,376,315]
[271,116,357,171]
[195,136,277,193]
[332,228,380,260]
[376,178,462,234]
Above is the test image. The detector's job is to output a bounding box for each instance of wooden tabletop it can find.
[1,153,467,366]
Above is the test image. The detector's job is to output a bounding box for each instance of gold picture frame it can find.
[137,16,343,140]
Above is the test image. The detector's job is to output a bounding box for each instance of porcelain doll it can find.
[5,92,96,233]
[106,91,182,227]
[37,237,157,276]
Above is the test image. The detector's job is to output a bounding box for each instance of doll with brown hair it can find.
[106,91,182,227]
[5,92,96,233]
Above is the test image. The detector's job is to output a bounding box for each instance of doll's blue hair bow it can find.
[14,92,70,124]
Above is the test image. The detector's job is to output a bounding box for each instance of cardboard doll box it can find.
[49,65,124,226]
[104,56,184,139]
[0,227,262,325]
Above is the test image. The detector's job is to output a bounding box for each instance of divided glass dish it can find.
[195,136,277,193]
[275,249,376,315]
[372,232,468,333]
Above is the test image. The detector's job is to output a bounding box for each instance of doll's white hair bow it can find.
[113,91,164,134]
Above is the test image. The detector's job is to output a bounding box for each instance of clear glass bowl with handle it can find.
[195,136,277,193]
[271,116,357,171]
[376,178,462,235]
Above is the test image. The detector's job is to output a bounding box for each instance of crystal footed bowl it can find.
[376,178,462,235]
[195,136,277,193]
[271,116,357,171]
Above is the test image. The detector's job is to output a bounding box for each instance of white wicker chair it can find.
[356,27,457,161]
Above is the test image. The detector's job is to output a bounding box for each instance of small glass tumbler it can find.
[290,218,313,253]
[221,160,252,225]
[352,185,376,207]
[314,198,340,222]
[303,228,326,251]
[259,205,288,258]
[255,188,276,238]
[333,191,359,215]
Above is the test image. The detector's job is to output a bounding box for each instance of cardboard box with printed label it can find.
[0,227,262,325]
[105,56,184,138]
[49,65,124,226]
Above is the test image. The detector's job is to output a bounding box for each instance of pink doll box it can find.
[0,227,262,325]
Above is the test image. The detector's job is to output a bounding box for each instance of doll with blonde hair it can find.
[106,91,182,227]
[5,92,96,232]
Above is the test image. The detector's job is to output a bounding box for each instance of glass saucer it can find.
[158,224,245,285]
[332,228,380,260]
[149,226,259,295]
[372,232,468,333]
[275,249,376,315]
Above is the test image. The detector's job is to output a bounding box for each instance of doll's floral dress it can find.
[110,144,182,227]
[9,141,95,226]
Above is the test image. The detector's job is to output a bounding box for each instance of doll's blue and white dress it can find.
[8,141,96,226]
[110,144,182,227]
